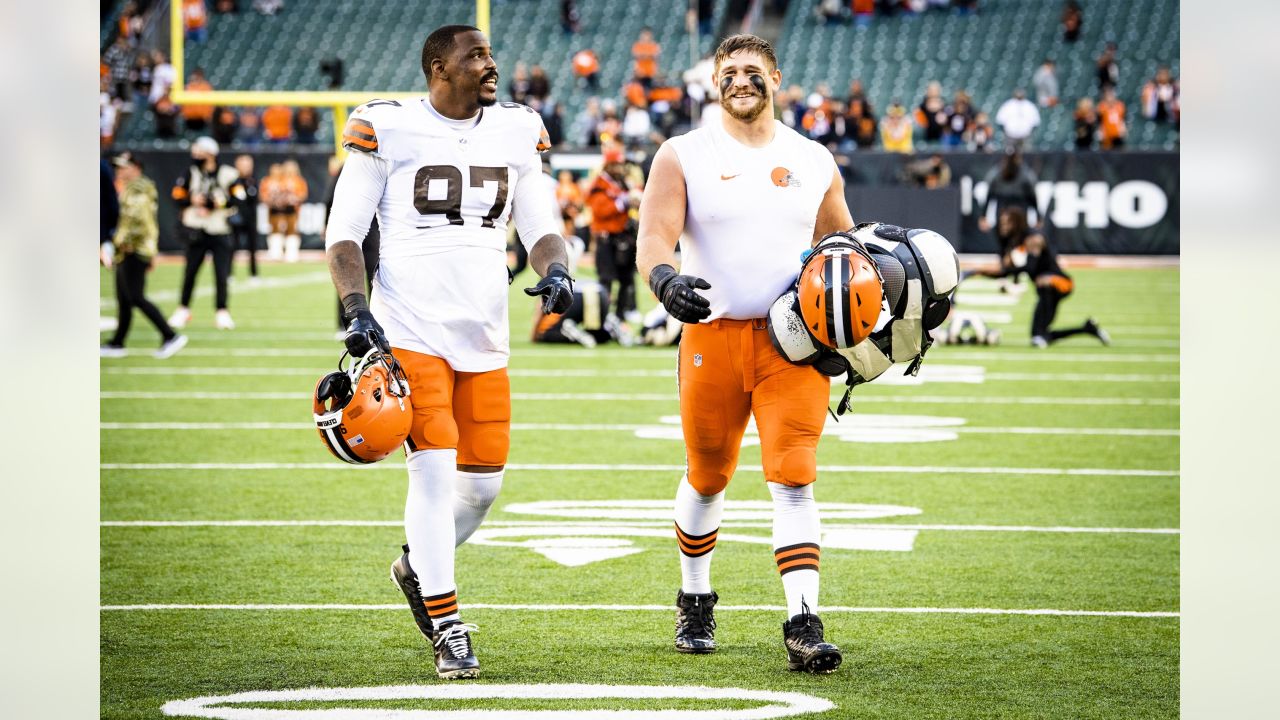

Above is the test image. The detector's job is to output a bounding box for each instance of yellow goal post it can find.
[167,0,491,157]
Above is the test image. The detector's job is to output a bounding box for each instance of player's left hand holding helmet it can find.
[768,231,884,368]
[344,308,390,358]
[524,262,575,314]
[768,224,959,415]
[313,348,413,464]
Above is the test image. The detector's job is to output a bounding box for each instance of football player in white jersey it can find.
[637,34,875,674]
[325,24,574,680]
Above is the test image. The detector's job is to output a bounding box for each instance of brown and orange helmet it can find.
[797,231,884,349]
[313,349,412,464]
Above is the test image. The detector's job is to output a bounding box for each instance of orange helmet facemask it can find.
[796,231,885,349]
[313,349,412,464]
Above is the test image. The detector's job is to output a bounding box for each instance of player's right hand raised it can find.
[344,309,390,358]
[649,264,712,324]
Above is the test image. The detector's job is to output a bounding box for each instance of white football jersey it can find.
[666,119,835,321]
[327,97,560,372]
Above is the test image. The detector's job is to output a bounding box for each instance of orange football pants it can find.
[678,319,831,495]
[392,347,511,467]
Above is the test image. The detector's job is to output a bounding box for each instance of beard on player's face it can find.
[719,76,771,122]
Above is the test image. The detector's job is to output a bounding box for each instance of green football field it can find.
[100,259,1179,719]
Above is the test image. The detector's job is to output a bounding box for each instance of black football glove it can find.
[649,264,712,324]
[524,262,574,314]
[343,307,390,358]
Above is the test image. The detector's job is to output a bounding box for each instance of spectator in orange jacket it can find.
[572,48,600,91]
[556,169,585,229]
[632,27,660,89]
[184,0,209,43]
[1097,86,1127,150]
[587,144,642,320]
[182,68,215,132]
[262,105,293,143]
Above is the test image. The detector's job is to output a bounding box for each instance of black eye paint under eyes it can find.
[720,73,768,96]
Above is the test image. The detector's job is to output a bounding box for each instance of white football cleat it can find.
[154,334,188,359]
[559,318,597,348]
[100,345,127,358]
[168,306,192,329]
[1030,335,1048,349]
[215,309,236,330]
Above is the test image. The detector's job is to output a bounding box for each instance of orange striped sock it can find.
[422,588,460,628]
[774,542,820,576]
[675,522,718,558]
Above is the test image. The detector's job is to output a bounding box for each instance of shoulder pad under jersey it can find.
[493,101,552,154]
[343,99,405,154]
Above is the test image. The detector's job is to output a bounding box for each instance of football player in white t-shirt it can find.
[637,34,869,674]
[325,24,574,680]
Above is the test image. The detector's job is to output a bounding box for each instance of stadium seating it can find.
[776,0,1179,149]
[112,0,1176,150]
[115,0,727,146]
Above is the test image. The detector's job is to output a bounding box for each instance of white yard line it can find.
[99,421,1178,437]
[98,391,1178,406]
[97,602,1178,618]
[130,347,1176,363]
[928,352,1177,363]
[1101,340,1180,348]
[98,271,331,309]
[1107,326,1180,335]
[99,519,1179,534]
[102,367,1178,382]
[99,462,1177,476]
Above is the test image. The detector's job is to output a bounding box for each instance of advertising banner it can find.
[123,148,1177,255]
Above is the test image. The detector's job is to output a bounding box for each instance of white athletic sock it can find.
[454,470,503,545]
[768,481,821,617]
[405,449,460,628]
[284,234,301,262]
[674,474,724,594]
[266,233,284,259]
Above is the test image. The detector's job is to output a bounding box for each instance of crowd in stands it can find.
[101,0,1178,157]
[101,0,303,151]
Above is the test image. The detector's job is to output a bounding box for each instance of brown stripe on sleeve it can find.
[342,117,379,153]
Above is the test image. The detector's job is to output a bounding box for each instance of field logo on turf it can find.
[468,500,923,566]
[635,413,968,444]
[161,683,835,719]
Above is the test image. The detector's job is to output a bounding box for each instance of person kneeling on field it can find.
[1016,231,1110,348]
[530,236,637,347]
[530,277,635,347]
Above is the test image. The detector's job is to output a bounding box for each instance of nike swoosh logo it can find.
[720,174,739,180]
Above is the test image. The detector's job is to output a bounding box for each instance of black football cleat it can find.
[1084,318,1112,346]
[433,621,480,680]
[783,604,842,674]
[675,589,718,654]
[390,544,436,644]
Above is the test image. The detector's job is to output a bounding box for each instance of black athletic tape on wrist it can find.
[341,293,369,317]
[547,262,570,279]
[649,264,676,297]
